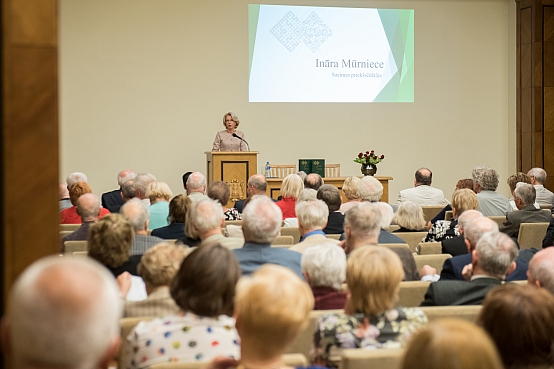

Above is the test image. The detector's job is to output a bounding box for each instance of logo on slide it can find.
[270,11,332,52]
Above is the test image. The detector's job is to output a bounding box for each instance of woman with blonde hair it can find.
[312,246,427,368]
[392,201,426,232]
[339,177,362,214]
[212,112,247,151]
[146,181,173,230]
[276,173,304,219]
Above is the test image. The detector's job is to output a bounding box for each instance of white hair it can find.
[457,210,483,231]
[296,199,329,231]
[358,176,383,202]
[133,173,157,197]
[187,172,207,192]
[476,231,518,279]
[7,256,121,369]
[297,188,318,203]
[117,170,136,187]
[372,202,394,230]
[528,167,547,184]
[464,217,499,247]
[301,242,346,290]
[66,172,87,187]
[242,195,282,243]
[120,198,150,231]
[191,198,224,234]
[344,202,381,240]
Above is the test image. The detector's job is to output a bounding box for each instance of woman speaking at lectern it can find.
[212,112,248,151]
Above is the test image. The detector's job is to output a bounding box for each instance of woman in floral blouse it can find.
[207,181,242,220]
[312,246,427,368]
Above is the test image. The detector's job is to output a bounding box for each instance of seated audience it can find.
[429,178,473,226]
[528,167,554,205]
[119,243,189,317]
[339,176,361,214]
[317,184,344,234]
[208,180,241,220]
[126,244,241,368]
[304,173,324,190]
[392,201,426,232]
[396,167,449,206]
[358,175,383,202]
[133,172,157,205]
[151,194,191,240]
[180,203,201,247]
[102,169,135,213]
[472,166,511,216]
[290,199,339,254]
[544,217,554,247]
[146,181,173,230]
[121,179,136,202]
[276,173,304,219]
[424,189,478,242]
[401,319,503,369]
[59,183,71,211]
[301,242,347,310]
[120,198,163,255]
[440,209,482,256]
[233,195,303,278]
[506,172,534,210]
[234,174,268,213]
[1,256,122,369]
[297,188,317,202]
[478,284,554,369]
[421,231,518,306]
[66,171,87,187]
[182,171,192,193]
[88,213,140,277]
[60,182,110,224]
[373,201,406,244]
[191,198,244,250]
[312,246,427,368]
[527,247,554,295]
[186,172,208,202]
[61,193,102,250]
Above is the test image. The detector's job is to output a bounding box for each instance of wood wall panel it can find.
[545,6,554,189]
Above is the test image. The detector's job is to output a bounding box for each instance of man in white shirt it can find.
[528,167,554,205]
[396,168,449,206]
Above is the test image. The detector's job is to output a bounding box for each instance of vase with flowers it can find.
[354,150,385,176]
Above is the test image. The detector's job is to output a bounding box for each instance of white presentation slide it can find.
[248,4,414,103]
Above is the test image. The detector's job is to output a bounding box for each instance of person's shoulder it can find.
[393,307,428,323]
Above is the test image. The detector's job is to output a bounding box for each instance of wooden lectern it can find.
[205,151,258,205]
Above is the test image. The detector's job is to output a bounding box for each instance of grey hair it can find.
[358,176,383,202]
[373,202,394,230]
[457,210,483,232]
[248,174,267,193]
[242,195,282,243]
[530,254,554,295]
[296,199,329,231]
[190,198,224,234]
[344,202,381,240]
[392,201,426,231]
[301,242,346,290]
[187,172,206,191]
[118,170,136,187]
[7,256,121,369]
[297,188,317,203]
[120,198,150,232]
[528,167,547,184]
[514,183,536,206]
[134,173,157,197]
[472,166,499,191]
[464,216,499,247]
[66,172,88,187]
[76,193,100,221]
[476,231,518,279]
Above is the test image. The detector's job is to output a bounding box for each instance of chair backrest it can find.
[445,210,454,221]
[487,216,505,229]
[416,241,442,255]
[421,206,445,222]
[394,232,428,253]
[59,223,80,232]
[72,251,88,257]
[420,305,482,323]
[388,224,400,232]
[517,222,550,249]
[59,230,73,238]
[286,309,343,358]
[341,348,404,369]
[224,220,242,227]
[280,227,300,243]
[149,354,309,369]
[377,243,410,250]
[539,203,552,209]
[64,241,88,253]
[271,235,294,245]
[325,164,341,178]
[118,317,155,369]
[397,281,431,307]
[270,164,296,178]
[414,254,452,272]
[326,233,342,240]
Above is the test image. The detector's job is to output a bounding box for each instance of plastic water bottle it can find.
[265,162,271,177]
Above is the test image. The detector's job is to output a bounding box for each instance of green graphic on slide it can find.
[248,4,261,76]
[374,9,414,102]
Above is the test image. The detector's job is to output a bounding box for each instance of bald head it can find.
[415,168,432,186]
[304,173,323,190]
[117,170,136,187]
[120,198,149,232]
[3,256,122,369]
[457,210,483,235]
[76,193,101,222]
[528,248,554,295]
[464,216,499,251]
[247,174,267,195]
[59,183,69,200]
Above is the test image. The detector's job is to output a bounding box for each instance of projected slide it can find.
[248,5,414,102]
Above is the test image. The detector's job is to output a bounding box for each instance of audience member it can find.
[312,246,427,368]
[297,188,317,202]
[528,167,554,205]
[120,198,163,255]
[428,178,474,226]
[290,199,339,254]
[88,213,139,277]
[544,217,554,247]
[182,171,192,193]
[133,172,157,206]
[373,201,406,244]
[342,202,419,280]
[59,183,71,211]
[151,194,191,240]
[66,171,87,187]
[233,195,303,278]
[392,201,426,232]
[208,181,241,220]
[101,169,135,213]
[421,232,518,306]
[126,244,240,368]
[472,166,511,216]
[186,172,208,202]
[121,179,136,202]
[60,182,110,224]
[478,284,554,369]
[60,193,102,250]
[296,170,307,182]
[118,243,189,317]
[146,181,173,230]
[191,198,244,250]
[401,319,503,369]
[304,173,324,190]
[506,172,534,210]
[339,176,361,214]
[396,167,449,206]
[527,247,554,295]
[317,184,344,234]
[358,176,383,202]
[275,173,304,219]
[440,209,482,256]
[500,183,551,238]
[234,174,268,213]
[301,242,347,310]
[1,256,122,369]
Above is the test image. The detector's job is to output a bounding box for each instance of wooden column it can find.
[516,0,554,190]
[2,0,60,313]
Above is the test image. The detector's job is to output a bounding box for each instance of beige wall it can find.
[59,0,516,202]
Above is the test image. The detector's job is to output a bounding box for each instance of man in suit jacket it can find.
[317,184,344,234]
[290,199,339,254]
[528,247,554,295]
[421,231,518,306]
[500,183,552,238]
[192,198,244,250]
[233,196,303,278]
[528,167,554,205]
[396,168,449,206]
[101,170,135,213]
[441,210,483,256]
[234,174,268,213]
